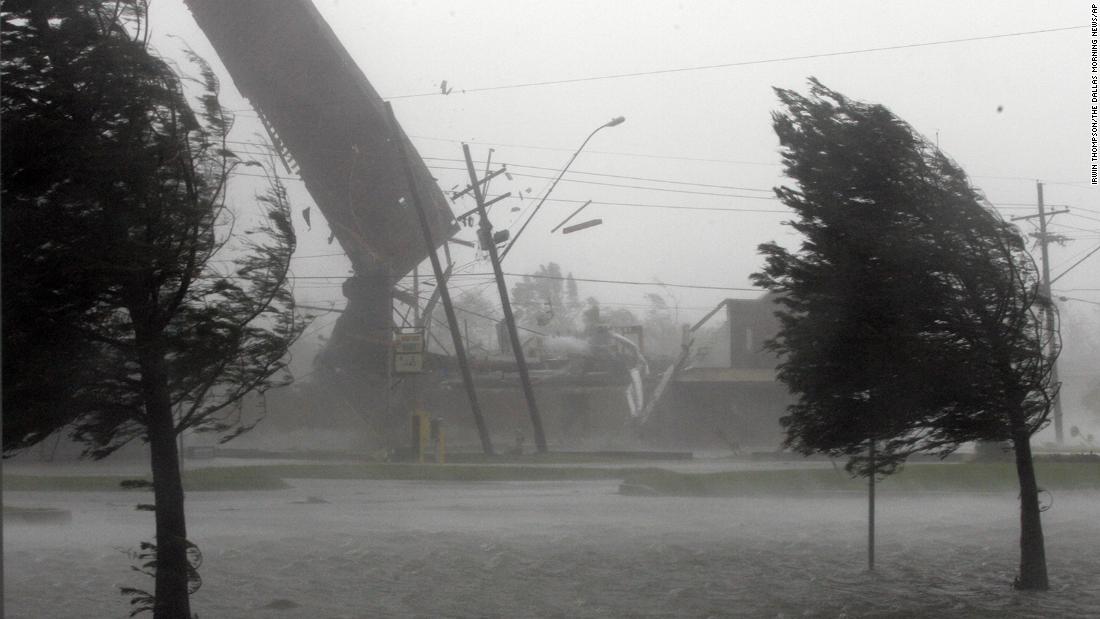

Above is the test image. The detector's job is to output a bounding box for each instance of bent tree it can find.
[2,1,306,615]
[753,79,1059,590]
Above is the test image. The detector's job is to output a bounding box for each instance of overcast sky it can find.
[146,1,1098,404]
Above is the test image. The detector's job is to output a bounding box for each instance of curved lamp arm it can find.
[499,116,625,262]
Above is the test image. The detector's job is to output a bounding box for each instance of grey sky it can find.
[147,1,1097,416]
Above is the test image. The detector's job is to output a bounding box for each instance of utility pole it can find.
[1037,183,1065,445]
[412,264,420,326]
[1012,181,1069,443]
[386,103,494,455]
[462,143,549,453]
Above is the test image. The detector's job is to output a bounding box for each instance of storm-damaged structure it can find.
[186,0,464,447]
[185,0,791,453]
[643,296,791,449]
[185,0,454,373]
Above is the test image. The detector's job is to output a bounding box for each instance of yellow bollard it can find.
[411,411,431,463]
[435,426,446,464]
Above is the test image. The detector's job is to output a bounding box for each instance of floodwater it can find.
[4,475,1099,617]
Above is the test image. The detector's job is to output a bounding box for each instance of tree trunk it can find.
[1011,427,1049,590]
[139,342,193,618]
[868,439,875,572]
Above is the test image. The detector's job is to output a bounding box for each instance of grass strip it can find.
[3,467,291,492]
[620,462,1100,496]
[444,451,692,464]
[2,462,642,492]
[228,463,646,483]
[6,461,1097,494]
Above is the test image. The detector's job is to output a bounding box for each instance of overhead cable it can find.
[387,26,1081,99]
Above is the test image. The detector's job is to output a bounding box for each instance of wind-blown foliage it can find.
[2,0,304,457]
[753,79,1058,589]
[754,79,1057,471]
[2,1,307,614]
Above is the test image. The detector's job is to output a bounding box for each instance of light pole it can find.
[499,116,625,261]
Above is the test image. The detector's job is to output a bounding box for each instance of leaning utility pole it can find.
[386,103,494,455]
[462,143,549,453]
[1012,181,1069,443]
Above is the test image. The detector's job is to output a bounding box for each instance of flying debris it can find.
[562,218,603,234]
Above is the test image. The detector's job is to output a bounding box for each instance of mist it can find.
[5,1,1100,617]
[7,469,1100,616]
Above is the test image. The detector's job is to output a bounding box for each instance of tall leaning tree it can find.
[752,79,1059,590]
[2,1,307,616]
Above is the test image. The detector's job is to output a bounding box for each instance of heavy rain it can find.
[3,1,1099,617]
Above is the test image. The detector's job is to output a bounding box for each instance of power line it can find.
[1049,221,1100,235]
[220,130,1090,189]
[299,314,341,339]
[284,275,348,280]
[411,292,548,337]
[220,141,1067,224]
[421,156,776,193]
[228,165,1057,218]
[233,137,781,188]
[448,271,759,292]
[1067,212,1100,225]
[413,134,779,167]
[229,138,780,181]
[388,26,1081,99]
[1051,241,1099,271]
[430,165,781,201]
[232,133,779,171]
[1041,180,1094,187]
[291,251,350,260]
[969,174,1089,185]
[1052,243,1100,284]
[282,271,759,293]
[479,195,788,214]
[224,139,788,207]
[232,170,306,182]
[226,138,1086,212]
[1056,296,1100,306]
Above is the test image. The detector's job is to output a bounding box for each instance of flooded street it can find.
[5,1,1097,617]
[5,476,1099,617]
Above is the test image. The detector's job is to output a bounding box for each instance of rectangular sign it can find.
[393,329,425,373]
[395,332,424,354]
[393,352,423,373]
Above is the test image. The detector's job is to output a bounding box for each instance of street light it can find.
[498,116,625,261]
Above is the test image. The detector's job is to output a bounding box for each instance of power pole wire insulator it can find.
[451,167,508,201]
